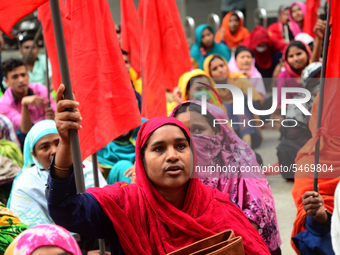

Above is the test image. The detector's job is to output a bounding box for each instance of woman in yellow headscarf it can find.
[167,69,216,116]
[203,54,263,149]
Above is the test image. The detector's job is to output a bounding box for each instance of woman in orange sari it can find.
[291,89,340,254]
[215,12,250,49]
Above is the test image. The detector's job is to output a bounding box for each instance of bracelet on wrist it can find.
[53,164,70,171]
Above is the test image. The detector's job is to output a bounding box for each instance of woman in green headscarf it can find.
[0,202,28,255]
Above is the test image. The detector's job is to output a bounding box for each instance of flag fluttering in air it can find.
[120,0,141,77]
[139,0,192,119]
[0,0,48,36]
[303,0,320,38]
[63,0,141,159]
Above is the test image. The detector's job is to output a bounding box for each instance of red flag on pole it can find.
[65,0,142,159]
[303,0,320,38]
[0,0,48,36]
[38,0,73,92]
[139,0,191,119]
[120,0,141,77]
[323,0,340,136]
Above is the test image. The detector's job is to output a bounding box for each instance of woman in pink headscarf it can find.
[228,46,266,99]
[171,101,282,255]
[5,224,81,255]
[289,2,306,37]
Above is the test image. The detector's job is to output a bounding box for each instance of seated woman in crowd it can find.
[291,92,339,255]
[289,2,306,38]
[97,118,147,184]
[170,101,281,254]
[5,224,82,255]
[277,63,321,180]
[203,54,263,149]
[0,114,20,149]
[214,12,250,49]
[190,24,231,69]
[0,114,23,171]
[228,46,266,99]
[8,119,106,228]
[242,25,287,80]
[0,116,23,203]
[0,141,22,204]
[277,40,311,109]
[168,69,215,115]
[0,202,28,254]
[268,5,293,42]
[46,85,271,255]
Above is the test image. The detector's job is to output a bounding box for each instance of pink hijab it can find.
[5,224,81,255]
[228,53,266,99]
[170,101,281,252]
[289,2,306,37]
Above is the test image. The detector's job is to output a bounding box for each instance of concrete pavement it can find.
[255,129,296,255]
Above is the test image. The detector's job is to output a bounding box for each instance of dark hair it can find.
[19,34,37,47]
[121,49,129,56]
[116,25,121,34]
[285,41,309,62]
[230,13,240,22]
[235,46,254,59]
[185,75,211,95]
[174,102,221,133]
[140,124,191,169]
[1,58,26,78]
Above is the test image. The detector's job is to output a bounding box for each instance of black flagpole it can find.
[44,45,51,107]
[49,0,85,193]
[313,0,331,192]
[91,153,106,255]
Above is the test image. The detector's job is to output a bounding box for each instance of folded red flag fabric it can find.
[139,0,191,118]
[120,0,141,77]
[38,0,73,93]
[65,0,142,159]
[0,0,48,36]
[303,0,320,38]
[323,0,340,136]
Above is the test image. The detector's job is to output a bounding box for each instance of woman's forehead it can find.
[35,133,60,146]
[147,125,188,143]
[177,111,208,124]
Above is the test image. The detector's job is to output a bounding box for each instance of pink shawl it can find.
[170,101,281,252]
[228,54,267,99]
[289,2,306,37]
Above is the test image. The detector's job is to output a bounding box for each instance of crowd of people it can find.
[0,1,339,255]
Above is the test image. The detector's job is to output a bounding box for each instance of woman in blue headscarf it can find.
[190,24,231,69]
[7,120,106,228]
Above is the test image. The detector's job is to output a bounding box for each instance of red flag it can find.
[0,0,48,36]
[120,0,141,77]
[303,0,320,38]
[322,0,340,137]
[38,0,73,92]
[139,0,191,119]
[66,0,141,159]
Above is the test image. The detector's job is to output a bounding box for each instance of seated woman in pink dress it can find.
[171,101,282,255]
